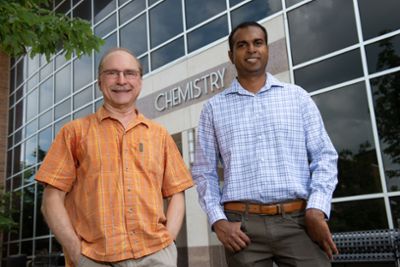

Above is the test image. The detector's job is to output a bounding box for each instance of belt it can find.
[224,199,306,215]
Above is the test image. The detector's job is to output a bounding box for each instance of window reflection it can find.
[26,89,38,121]
[288,0,358,65]
[185,0,226,29]
[10,191,21,241]
[25,135,37,168]
[35,238,50,259]
[138,56,149,75]
[54,116,71,136]
[149,0,183,48]
[55,64,71,103]
[73,0,91,21]
[22,185,35,238]
[390,196,400,228]
[229,0,244,7]
[365,34,400,74]
[15,101,23,130]
[94,13,116,38]
[94,0,116,24]
[74,86,92,110]
[358,0,400,40]
[285,0,302,8]
[8,107,14,134]
[16,59,24,87]
[330,199,388,232]
[39,77,53,112]
[370,71,400,192]
[73,55,92,92]
[188,16,228,53]
[25,119,37,138]
[23,167,35,185]
[119,0,145,25]
[55,98,71,120]
[151,37,184,70]
[312,83,381,197]
[73,105,92,119]
[294,49,363,92]
[120,15,147,56]
[38,127,52,162]
[13,144,22,174]
[39,111,52,129]
[94,33,117,77]
[231,0,281,29]
[36,186,49,237]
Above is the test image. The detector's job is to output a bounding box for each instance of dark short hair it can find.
[228,21,268,51]
[97,47,143,78]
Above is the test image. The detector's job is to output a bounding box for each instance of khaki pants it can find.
[77,243,177,267]
[225,211,331,267]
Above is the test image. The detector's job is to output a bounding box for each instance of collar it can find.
[96,106,150,128]
[224,72,284,96]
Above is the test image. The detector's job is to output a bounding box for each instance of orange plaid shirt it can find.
[36,107,193,265]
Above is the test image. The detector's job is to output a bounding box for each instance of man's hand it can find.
[305,208,338,259]
[213,220,251,252]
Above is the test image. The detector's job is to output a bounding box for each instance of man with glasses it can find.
[36,48,193,267]
[192,21,338,266]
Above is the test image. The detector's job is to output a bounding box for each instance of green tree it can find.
[0,0,104,60]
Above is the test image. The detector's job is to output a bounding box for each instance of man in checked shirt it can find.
[36,48,193,267]
[192,21,338,267]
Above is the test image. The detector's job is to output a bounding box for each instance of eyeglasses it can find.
[101,69,141,80]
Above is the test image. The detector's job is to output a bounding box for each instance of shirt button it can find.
[127,188,131,192]
[129,208,133,213]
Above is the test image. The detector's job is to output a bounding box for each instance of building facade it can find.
[1,0,400,266]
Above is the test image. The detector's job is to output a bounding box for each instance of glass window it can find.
[55,64,71,103]
[40,61,53,81]
[9,93,15,107]
[9,243,19,255]
[10,191,21,241]
[55,0,70,14]
[370,72,400,192]
[14,129,22,146]
[10,67,15,93]
[73,55,92,91]
[39,110,52,129]
[13,174,22,191]
[39,77,53,112]
[35,238,50,255]
[229,0,243,7]
[8,107,14,134]
[55,98,71,120]
[95,99,104,110]
[15,101,23,130]
[26,89,38,121]
[151,37,184,70]
[38,127,52,162]
[74,86,92,110]
[25,135,37,168]
[138,56,149,75]
[285,0,302,8]
[288,0,358,65]
[149,0,183,48]
[119,0,145,25]
[294,49,363,92]
[35,188,49,237]
[94,13,116,38]
[358,0,400,40]
[7,150,12,177]
[73,0,91,21]
[120,14,147,56]
[27,55,39,77]
[312,82,381,197]
[25,119,37,138]
[73,105,93,119]
[23,167,35,185]
[22,185,35,238]
[390,196,400,228]
[365,34,400,74]
[330,199,388,232]
[16,87,23,102]
[188,15,228,53]
[94,0,116,23]
[27,73,39,91]
[94,33,118,77]
[185,0,226,29]
[231,0,282,29]
[119,0,129,5]
[16,59,25,88]
[148,0,159,6]
[55,52,67,70]
[54,116,71,135]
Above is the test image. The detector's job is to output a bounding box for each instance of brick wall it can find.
[0,51,10,186]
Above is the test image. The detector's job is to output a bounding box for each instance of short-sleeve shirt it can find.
[36,106,193,265]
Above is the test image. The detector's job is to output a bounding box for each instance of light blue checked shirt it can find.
[191,73,338,226]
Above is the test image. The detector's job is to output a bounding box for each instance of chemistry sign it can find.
[136,62,236,119]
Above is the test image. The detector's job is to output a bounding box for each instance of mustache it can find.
[110,86,132,91]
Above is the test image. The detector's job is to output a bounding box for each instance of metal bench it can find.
[332,229,400,266]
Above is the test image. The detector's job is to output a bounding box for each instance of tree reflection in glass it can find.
[312,83,381,197]
[370,38,400,192]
